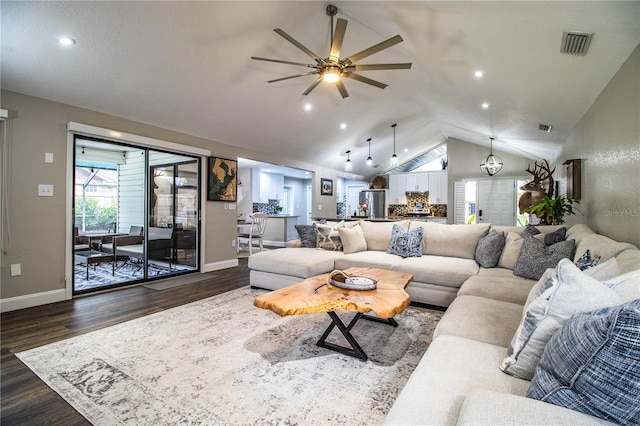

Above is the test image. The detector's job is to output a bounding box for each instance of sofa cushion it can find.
[501,259,625,380]
[458,272,536,305]
[409,222,491,260]
[360,220,410,251]
[528,300,640,425]
[572,232,637,264]
[294,224,317,248]
[334,251,402,271]
[474,230,506,268]
[434,295,523,348]
[386,224,422,258]
[383,336,531,426]
[337,224,367,254]
[391,255,479,288]
[513,236,576,280]
[247,247,342,278]
[458,389,616,426]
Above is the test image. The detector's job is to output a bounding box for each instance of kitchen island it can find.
[313,216,447,223]
[263,215,299,246]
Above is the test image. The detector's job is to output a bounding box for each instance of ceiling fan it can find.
[251,4,412,98]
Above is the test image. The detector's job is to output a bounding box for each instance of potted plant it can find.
[276,206,283,214]
[529,195,581,225]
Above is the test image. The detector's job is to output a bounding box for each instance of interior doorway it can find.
[72,137,200,295]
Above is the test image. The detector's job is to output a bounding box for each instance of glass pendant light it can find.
[345,150,352,171]
[391,124,398,166]
[366,138,373,166]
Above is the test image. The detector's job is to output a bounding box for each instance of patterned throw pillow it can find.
[523,224,541,237]
[575,249,601,271]
[513,236,576,280]
[501,259,624,380]
[386,224,423,258]
[528,300,640,424]
[474,230,506,268]
[543,227,567,245]
[314,221,343,251]
[294,224,317,248]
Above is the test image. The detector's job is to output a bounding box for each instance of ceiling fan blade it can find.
[251,56,314,68]
[336,79,349,98]
[274,28,322,62]
[302,78,323,96]
[344,35,404,64]
[329,18,348,62]
[346,73,388,89]
[352,63,412,71]
[267,71,318,83]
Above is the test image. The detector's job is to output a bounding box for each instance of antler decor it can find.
[518,159,556,214]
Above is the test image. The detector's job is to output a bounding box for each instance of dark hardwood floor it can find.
[0,259,249,425]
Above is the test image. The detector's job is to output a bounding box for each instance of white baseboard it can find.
[1,289,67,313]
[201,259,238,273]
[263,240,286,247]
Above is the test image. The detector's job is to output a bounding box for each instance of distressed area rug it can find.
[16,287,442,425]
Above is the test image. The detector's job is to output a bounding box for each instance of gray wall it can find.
[557,44,640,247]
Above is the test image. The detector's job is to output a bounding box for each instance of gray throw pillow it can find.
[513,236,576,280]
[523,224,541,237]
[294,224,317,248]
[575,249,601,271]
[474,230,506,268]
[528,300,640,424]
[544,227,567,245]
[387,224,423,258]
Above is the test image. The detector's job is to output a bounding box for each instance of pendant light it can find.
[390,124,398,166]
[480,137,503,176]
[366,138,373,166]
[345,150,352,171]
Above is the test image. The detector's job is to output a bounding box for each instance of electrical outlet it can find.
[11,264,22,276]
[231,240,236,247]
[229,204,236,210]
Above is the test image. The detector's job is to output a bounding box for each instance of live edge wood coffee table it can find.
[254,267,413,361]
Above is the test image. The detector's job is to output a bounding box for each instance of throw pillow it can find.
[294,224,317,248]
[338,225,367,255]
[543,227,567,245]
[583,257,620,281]
[513,236,576,280]
[386,224,423,258]
[314,221,343,251]
[500,259,624,380]
[474,230,506,268]
[497,232,524,270]
[604,269,640,302]
[574,249,601,271]
[523,224,541,237]
[527,300,640,424]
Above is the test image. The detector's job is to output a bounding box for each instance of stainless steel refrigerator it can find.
[358,189,388,219]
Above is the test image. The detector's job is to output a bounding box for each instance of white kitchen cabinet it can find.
[388,174,406,204]
[427,171,448,204]
[252,170,284,202]
[405,172,429,192]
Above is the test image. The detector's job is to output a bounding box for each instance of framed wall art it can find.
[320,178,333,196]
[207,157,237,201]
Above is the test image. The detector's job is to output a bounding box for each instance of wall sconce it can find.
[480,137,503,176]
[345,150,352,171]
[391,124,398,166]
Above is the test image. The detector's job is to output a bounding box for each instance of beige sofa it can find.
[248,221,640,424]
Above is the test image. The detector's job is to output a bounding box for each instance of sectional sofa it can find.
[248,220,640,424]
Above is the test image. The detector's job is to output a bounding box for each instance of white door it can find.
[347,185,367,217]
[476,179,515,226]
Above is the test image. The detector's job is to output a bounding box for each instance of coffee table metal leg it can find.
[317,312,368,361]
[362,314,398,327]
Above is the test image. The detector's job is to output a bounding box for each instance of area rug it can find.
[16,287,443,425]
[74,261,193,291]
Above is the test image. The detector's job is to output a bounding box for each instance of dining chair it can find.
[237,213,268,255]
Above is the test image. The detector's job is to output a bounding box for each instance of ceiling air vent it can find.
[539,124,553,132]
[561,32,593,56]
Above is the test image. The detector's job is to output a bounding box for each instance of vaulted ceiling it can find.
[2,1,639,179]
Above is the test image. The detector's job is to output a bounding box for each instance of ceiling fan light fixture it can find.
[323,67,341,83]
[480,137,503,176]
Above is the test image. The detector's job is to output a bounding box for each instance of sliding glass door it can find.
[72,137,200,295]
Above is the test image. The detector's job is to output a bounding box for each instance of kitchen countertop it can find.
[313,216,447,222]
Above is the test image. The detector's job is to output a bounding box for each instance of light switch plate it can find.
[10,264,22,276]
[38,184,54,196]
[45,152,54,163]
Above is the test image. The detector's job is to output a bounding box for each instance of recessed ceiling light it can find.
[58,36,76,46]
[304,103,312,111]
[340,123,347,130]
[482,102,490,109]
[474,70,484,78]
